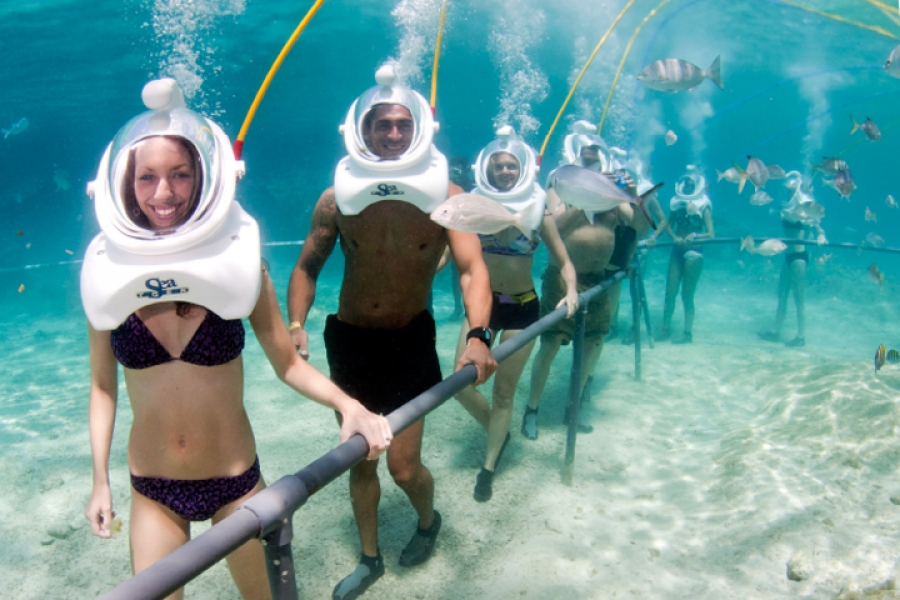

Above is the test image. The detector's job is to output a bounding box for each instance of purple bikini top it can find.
[110,310,245,369]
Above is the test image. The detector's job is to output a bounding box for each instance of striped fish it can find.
[637,56,723,92]
[889,349,900,364]
[875,344,886,372]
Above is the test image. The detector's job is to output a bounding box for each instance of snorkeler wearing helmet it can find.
[758,172,826,347]
[658,165,715,344]
[82,80,390,600]
[286,66,495,600]
[452,127,577,501]
[524,163,638,439]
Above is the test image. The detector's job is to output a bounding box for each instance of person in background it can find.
[657,165,714,344]
[524,172,633,439]
[758,171,825,347]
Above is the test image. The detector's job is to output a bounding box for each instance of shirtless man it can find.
[287,71,495,600]
[522,186,637,440]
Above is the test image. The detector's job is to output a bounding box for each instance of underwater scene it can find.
[3,0,900,598]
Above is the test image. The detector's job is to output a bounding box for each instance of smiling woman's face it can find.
[488,151,521,191]
[133,137,198,230]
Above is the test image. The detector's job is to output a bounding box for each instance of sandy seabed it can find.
[4,248,900,599]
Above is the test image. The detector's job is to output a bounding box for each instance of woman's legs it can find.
[214,478,272,600]
[660,252,684,339]
[129,489,191,600]
[484,332,534,471]
[788,258,807,345]
[679,254,704,339]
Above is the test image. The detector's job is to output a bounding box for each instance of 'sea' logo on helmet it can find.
[371,183,405,197]
[137,277,189,299]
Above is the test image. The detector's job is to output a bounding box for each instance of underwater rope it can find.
[641,237,900,257]
[537,0,638,164]
[776,0,898,40]
[429,0,449,117]
[597,0,672,135]
[233,0,327,159]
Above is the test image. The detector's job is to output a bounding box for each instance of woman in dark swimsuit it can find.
[453,144,576,503]
[658,171,715,344]
[85,135,391,600]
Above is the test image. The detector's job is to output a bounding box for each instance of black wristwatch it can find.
[466,326,493,348]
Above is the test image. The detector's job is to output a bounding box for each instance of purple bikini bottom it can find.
[131,456,261,522]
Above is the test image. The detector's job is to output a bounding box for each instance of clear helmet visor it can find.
[107,108,219,239]
[475,138,535,197]
[351,86,424,160]
[675,170,707,198]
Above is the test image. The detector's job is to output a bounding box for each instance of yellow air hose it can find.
[233,0,327,159]
[430,0,449,117]
[538,0,638,164]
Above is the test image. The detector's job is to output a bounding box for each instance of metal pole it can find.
[630,268,641,381]
[637,260,653,348]
[262,518,299,600]
[562,304,587,486]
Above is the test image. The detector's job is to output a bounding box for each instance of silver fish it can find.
[2,117,28,139]
[429,193,528,235]
[733,156,768,193]
[637,56,723,92]
[551,165,662,213]
[664,130,677,146]
[766,165,787,179]
[745,156,769,190]
[749,190,773,206]
[825,169,856,199]
[740,236,786,256]
[866,232,885,247]
[850,115,880,142]
[886,194,897,209]
[885,44,900,78]
[812,157,848,176]
[717,168,741,184]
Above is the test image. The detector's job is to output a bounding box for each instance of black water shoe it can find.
[399,511,441,567]
[521,407,539,440]
[332,552,384,600]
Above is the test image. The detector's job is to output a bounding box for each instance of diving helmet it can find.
[339,64,438,171]
[87,78,245,256]
[563,120,611,172]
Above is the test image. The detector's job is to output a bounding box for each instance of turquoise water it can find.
[3,0,900,598]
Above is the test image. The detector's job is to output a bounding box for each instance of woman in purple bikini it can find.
[82,82,391,600]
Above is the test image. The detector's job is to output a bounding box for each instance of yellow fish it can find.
[876,344,886,372]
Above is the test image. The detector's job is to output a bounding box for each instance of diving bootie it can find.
[758,331,780,343]
[399,511,441,567]
[332,552,384,600]
[673,331,693,344]
[521,407,539,440]
[786,336,805,347]
[474,468,494,502]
